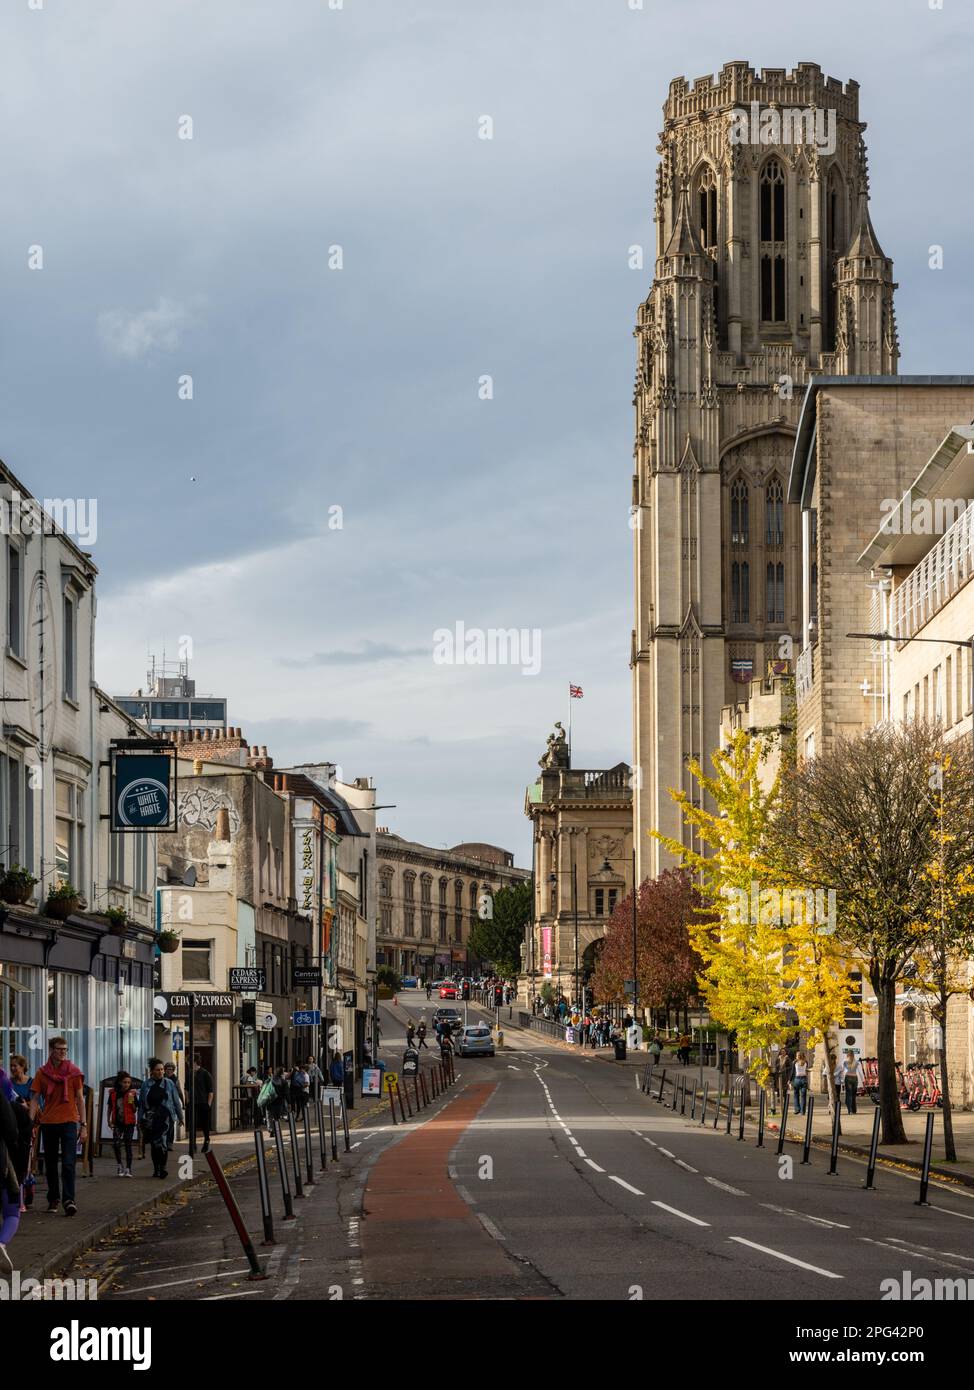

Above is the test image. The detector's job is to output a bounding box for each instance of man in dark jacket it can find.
[187,1056,214,1153]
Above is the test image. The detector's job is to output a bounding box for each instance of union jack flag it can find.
[569,684,584,698]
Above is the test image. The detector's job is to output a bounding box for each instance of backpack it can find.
[256,1078,276,1109]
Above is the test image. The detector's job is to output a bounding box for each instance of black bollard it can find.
[800,1096,814,1164]
[726,1082,734,1136]
[253,1129,275,1245]
[863,1105,881,1190]
[700,1081,709,1126]
[915,1111,935,1207]
[776,1092,790,1156]
[828,1097,842,1176]
[657,1069,666,1103]
[713,1079,722,1130]
[756,1088,766,1148]
[690,1084,697,1121]
[737,1085,746,1141]
[341,1092,351,1153]
[316,1093,328,1169]
[302,1105,315,1187]
[286,1108,304,1197]
[329,1096,339,1161]
[272,1119,295,1220]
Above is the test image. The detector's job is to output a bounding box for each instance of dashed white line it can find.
[675,1160,698,1173]
[610,1176,645,1196]
[651,1201,710,1227]
[574,1147,587,1159]
[729,1237,842,1279]
[761,1203,849,1229]
[705,1177,747,1196]
[931,1204,974,1221]
[585,1159,606,1173]
[657,1147,674,1158]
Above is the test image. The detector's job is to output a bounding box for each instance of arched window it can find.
[766,562,785,624]
[760,159,786,242]
[730,477,749,545]
[696,164,718,249]
[761,255,786,322]
[765,478,784,547]
[731,561,749,624]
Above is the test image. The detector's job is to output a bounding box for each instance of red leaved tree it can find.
[591,868,706,1019]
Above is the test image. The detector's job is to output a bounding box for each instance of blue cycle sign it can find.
[111,747,176,832]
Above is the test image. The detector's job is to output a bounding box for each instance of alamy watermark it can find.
[881,1270,974,1300]
[723,880,836,932]
[728,102,836,156]
[1,1271,98,1301]
[878,495,969,537]
[0,491,97,546]
[432,621,541,676]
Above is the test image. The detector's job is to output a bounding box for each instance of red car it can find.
[439,984,458,1000]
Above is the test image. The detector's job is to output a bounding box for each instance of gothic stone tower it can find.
[631,62,898,880]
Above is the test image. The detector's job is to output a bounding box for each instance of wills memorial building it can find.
[631,62,898,877]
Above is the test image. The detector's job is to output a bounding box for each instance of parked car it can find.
[439,983,458,999]
[458,1025,494,1058]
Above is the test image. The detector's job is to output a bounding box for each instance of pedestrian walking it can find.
[7,1056,31,1105]
[108,1071,139,1177]
[791,1051,808,1115]
[835,1051,861,1115]
[678,1032,691,1066]
[0,1067,30,1276]
[416,1020,429,1050]
[649,1034,662,1065]
[187,1055,214,1152]
[306,1056,325,1097]
[406,1021,416,1050]
[138,1061,183,1178]
[290,1064,310,1115]
[328,1050,345,1088]
[28,1037,86,1217]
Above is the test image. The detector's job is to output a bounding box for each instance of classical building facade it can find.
[376,832,529,979]
[632,61,898,879]
[524,724,633,1004]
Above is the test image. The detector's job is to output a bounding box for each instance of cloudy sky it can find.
[1,0,970,865]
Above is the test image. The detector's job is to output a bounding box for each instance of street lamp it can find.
[599,849,639,1027]
[847,631,974,753]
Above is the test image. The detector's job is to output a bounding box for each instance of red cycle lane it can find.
[359,1080,553,1299]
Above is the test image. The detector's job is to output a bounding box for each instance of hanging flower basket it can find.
[45,882,80,920]
[105,907,128,936]
[0,865,38,906]
[158,929,180,954]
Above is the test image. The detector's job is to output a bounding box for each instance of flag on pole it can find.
[570,684,584,698]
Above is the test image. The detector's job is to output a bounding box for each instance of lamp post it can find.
[600,849,639,1026]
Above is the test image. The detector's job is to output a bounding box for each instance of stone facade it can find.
[524,726,633,1004]
[376,832,529,979]
[632,61,897,880]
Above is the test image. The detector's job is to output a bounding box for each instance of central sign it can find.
[292,965,323,987]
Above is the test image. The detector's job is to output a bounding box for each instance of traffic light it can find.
[461,980,471,1001]
[494,984,503,1005]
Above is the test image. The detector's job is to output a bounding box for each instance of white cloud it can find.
[97,297,192,361]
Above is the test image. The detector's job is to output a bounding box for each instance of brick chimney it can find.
[208,805,234,892]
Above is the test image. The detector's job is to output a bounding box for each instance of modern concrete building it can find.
[632,61,898,880]
[113,661,228,737]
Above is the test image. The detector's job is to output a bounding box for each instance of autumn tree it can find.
[469,879,532,978]
[772,721,974,1145]
[590,869,705,1021]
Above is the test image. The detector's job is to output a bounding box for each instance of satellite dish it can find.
[182,865,198,887]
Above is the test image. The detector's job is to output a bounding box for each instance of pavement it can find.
[17,987,974,1304]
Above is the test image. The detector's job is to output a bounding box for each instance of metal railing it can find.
[890,499,974,642]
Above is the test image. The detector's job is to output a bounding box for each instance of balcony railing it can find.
[890,500,974,642]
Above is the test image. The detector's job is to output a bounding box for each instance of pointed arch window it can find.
[697,164,718,250]
[766,562,785,624]
[731,562,749,624]
[761,255,786,322]
[760,159,786,242]
[730,476,749,546]
[765,478,784,547]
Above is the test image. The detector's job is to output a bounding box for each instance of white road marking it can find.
[507,1065,520,1070]
[574,1147,587,1159]
[675,1160,698,1173]
[652,1201,710,1227]
[643,1137,658,1148]
[478,1213,506,1241]
[657,1147,674,1158]
[884,1236,974,1265]
[585,1159,606,1173]
[201,1289,265,1300]
[705,1177,747,1196]
[729,1237,842,1279]
[351,1142,361,1150]
[761,1203,849,1229]
[931,1204,974,1221]
[121,1268,252,1294]
[610,1176,645,1196]
[122,1256,241,1276]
